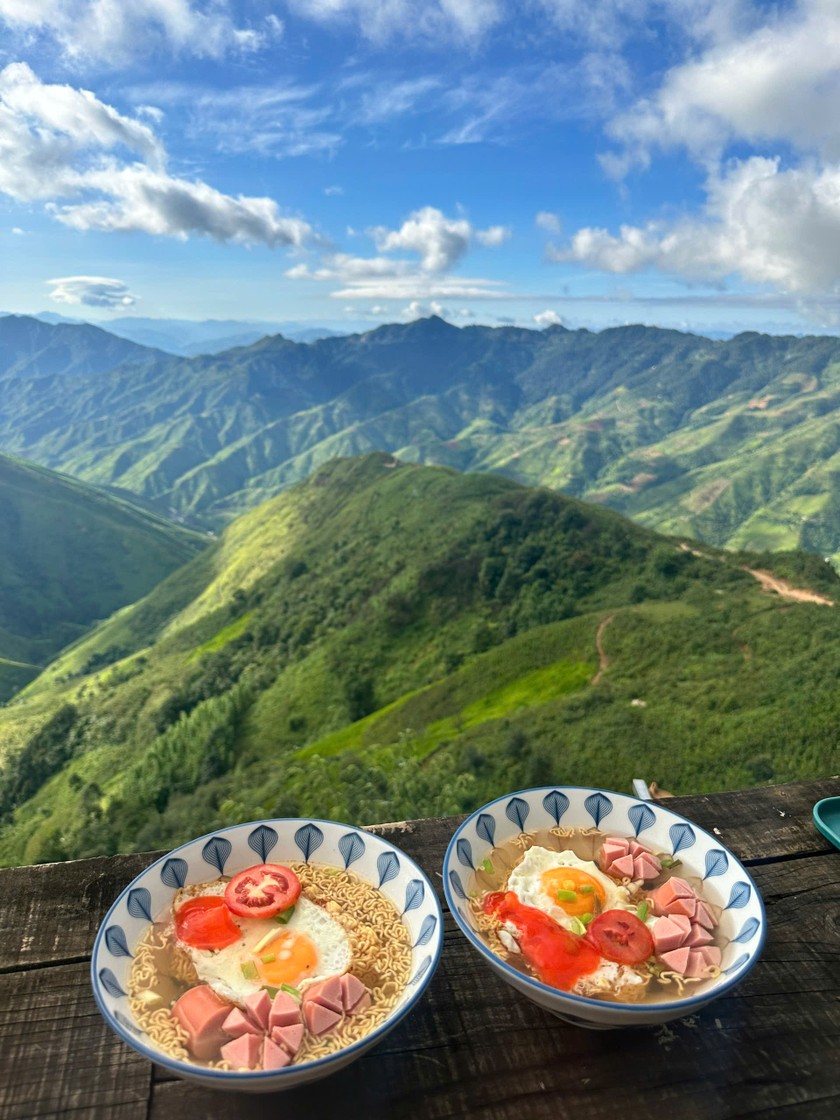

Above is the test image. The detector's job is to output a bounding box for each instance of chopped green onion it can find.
[569,918,586,936]
[580,912,594,926]
[636,901,650,922]
[481,858,494,874]
[260,953,276,964]
[660,856,681,869]
[555,889,577,902]
[280,983,301,1000]
[274,904,296,925]
[579,884,595,894]
[240,960,258,981]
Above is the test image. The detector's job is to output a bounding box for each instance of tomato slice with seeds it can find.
[585,909,654,965]
[175,896,240,950]
[224,863,301,919]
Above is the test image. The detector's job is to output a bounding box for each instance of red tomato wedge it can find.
[175,896,240,950]
[586,909,654,965]
[224,863,301,919]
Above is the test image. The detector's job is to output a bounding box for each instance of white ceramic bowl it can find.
[92,818,443,1091]
[443,786,765,1028]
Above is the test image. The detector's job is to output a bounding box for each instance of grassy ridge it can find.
[1,454,838,867]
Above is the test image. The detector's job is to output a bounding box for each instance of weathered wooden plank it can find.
[0,960,150,1120]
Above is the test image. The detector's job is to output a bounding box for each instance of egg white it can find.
[506,846,632,932]
[173,881,351,1003]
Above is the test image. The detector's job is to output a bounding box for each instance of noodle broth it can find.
[128,862,412,1070]
[467,827,724,1005]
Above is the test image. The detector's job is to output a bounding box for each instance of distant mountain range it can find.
[25,313,344,355]
[5,313,840,560]
[2,454,837,866]
[0,451,207,699]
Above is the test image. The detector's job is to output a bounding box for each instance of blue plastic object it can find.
[813,796,840,850]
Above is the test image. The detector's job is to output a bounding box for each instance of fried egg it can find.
[507,846,632,932]
[173,881,351,1003]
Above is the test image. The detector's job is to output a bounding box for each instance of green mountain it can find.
[1,453,837,867]
[5,315,840,560]
[0,313,166,378]
[0,452,208,700]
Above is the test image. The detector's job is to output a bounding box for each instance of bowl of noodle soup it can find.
[92,818,443,1091]
[443,786,765,1028]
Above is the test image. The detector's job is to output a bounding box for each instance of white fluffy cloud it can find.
[0,1,265,64]
[47,275,138,308]
[534,308,565,327]
[559,157,840,294]
[606,0,840,169]
[287,206,510,301]
[0,64,314,249]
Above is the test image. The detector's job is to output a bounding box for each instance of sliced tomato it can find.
[224,863,301,919]
[175,896,240,950]
[586,909,654,965]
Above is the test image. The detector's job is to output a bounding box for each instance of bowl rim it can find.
[442,784,767,1018]
[91,816,444,1081]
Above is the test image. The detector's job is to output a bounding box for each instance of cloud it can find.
[371,206,510,271]
[324,185,344,195]
[47,275,138,308]
[285,1,504,44]
[0,64,315,249]
[536,211,562,234]
[557,157,840,294]
[0,1,264,65]
[534,308,565,327]
[605,0,840,170]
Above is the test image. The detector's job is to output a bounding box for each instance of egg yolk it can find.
[540,867,607,917]
[483,891,601,990]
[256,930,318,987]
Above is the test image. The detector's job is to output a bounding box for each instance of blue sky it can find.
[2,1,840,336]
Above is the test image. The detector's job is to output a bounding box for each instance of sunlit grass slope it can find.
[1,452,838,867]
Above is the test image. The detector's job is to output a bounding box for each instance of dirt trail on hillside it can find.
[591,614,615,685]
[677,543,834,606]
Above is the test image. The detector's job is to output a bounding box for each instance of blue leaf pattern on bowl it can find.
[456,838,474,870]
[126,888,152,922]
[114,1010,144,1037]
[584,792,613,827]
[448,869,468,901]
[201,836,232,874]
[505,797,530,831]
[248,824,279,862]
[104,925,132,959]
[476,813,496,847]
[99,968,127,999]
[404,879,425,914]
[409,955,432,987]
[338,831,365,869]
[725,881,751,909]
[732,917,760,944]
[669,823,696,855]
[160,858,188,888]
[542,790,570,825]
[703,848,729,879]
[724,952,750,975]
[413,914,438,947]
[628,802,656,836]
[294,823,324,862]
[377,851,400,888]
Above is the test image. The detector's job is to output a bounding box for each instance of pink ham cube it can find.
[310,975,343,1014]
[262,1037,292,1071]
[269,992,302,1030]
[660,946,691,975]
[221,1031,263,1071]
[611,854,636,878]
[652,916,689,956]
[685,923,714,948]
[244,989,271,1032]
[668,895,698,920]
[340,973,367,1013]
[694,900,717,930]
[223,1008,262,1038]
[302,1000,341,1036]
[633,852,662,881]
[171,984,234,1061]
[271,1023,304,1057]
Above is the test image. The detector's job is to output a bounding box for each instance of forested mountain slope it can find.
[1,454,837,867]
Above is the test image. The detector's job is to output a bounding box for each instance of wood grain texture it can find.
[2,778,839,1120]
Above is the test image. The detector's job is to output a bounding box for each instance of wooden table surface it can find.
[2,777,840,1120]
